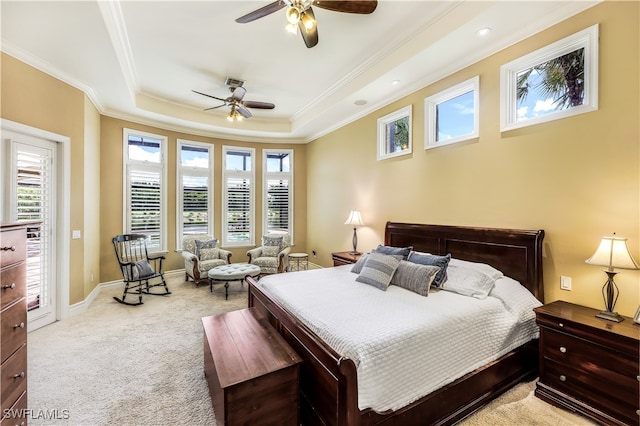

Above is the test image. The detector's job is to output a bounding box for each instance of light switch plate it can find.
[72,230,81,239]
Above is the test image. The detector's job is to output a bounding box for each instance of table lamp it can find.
[344,210,365,255]
[585,233,639,322]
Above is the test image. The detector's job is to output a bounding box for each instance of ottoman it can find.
[207,263,261,300]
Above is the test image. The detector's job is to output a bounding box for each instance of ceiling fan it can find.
[235,0,378,48]
[192,78,275,122]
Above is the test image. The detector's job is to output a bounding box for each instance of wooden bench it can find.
[202,307,302,425]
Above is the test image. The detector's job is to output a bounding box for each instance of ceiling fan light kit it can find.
[193,77,275,123]
[235,0,378,48]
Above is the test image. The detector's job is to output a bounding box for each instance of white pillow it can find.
[447,258,503,281]
[441,263,496,299]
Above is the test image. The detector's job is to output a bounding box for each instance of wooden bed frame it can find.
[246,222,545,426]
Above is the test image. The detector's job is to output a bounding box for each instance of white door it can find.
[2,133,57,330]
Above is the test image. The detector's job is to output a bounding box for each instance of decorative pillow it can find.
[355,252,401,291]
[407,252,451,287]
[263,236,283,249]
[390,261,440,297]
[441,264,497,299]
[262,245,280,257]
[132,260,154,280]
[373,245,412,260]
[199,248,219,261]
[195,239,217,258]
[350,253,369,274]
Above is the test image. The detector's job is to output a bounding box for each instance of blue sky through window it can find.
[437,91,474,141]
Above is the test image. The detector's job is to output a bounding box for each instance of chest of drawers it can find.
[1,223,28,425]
[534,301,640,426]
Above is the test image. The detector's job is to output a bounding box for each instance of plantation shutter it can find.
[225,177,251,243]
[266,178,290,233]
[128,168,161,248]
[15,147,51,312]
[182,175,209,235]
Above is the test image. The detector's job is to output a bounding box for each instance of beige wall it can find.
[306,2,640,316]
[99,116,308,282]
[84,97,101,296]
[1,52,91,305]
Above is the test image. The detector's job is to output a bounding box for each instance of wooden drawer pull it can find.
[1,245,16,251]
[559,375,567,382]
[2,283,16,290]
[559,346,567,353]
[13,371,25,379]
[14,322,25,329]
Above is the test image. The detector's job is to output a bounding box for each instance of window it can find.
[177,140,213,245]
[425,76,479,149]
[263,149,293,241]
[377,106,412,160]
[222,146,255,247]
[123,128,167,252]
[500,24,598,131]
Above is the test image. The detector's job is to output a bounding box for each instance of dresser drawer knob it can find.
[559,375,567,382]
[1,245,16,252]
[559,346,567,353]
[637,409,640,416]
[13,371,24,379]
[2,283,16,290]
[558,322,564,327]
[14,322,24,329]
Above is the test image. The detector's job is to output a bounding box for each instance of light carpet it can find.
[27,278,595,425]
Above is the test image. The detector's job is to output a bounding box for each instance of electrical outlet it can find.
[72,230,81,239]
[560,276,572,291]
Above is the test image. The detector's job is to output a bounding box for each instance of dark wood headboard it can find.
[384,222,545,301]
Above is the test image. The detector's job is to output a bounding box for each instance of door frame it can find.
[1,118,71,324]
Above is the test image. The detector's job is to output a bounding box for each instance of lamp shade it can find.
[585,235,640,271]
[344,210,365,226]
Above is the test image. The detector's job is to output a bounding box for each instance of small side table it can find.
[331,251,362,266]
[287,253,308,272]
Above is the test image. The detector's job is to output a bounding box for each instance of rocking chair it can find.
[112,234,171,305]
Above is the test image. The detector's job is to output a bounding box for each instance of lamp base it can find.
[348,251,361,255]
[595,310,624,323]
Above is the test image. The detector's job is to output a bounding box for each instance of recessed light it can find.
[477,27,491,37]
[354,99,367,106]
[391,80,401,86]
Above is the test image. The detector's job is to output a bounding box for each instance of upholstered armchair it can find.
[182,235,232,285]
[247,233,291,275]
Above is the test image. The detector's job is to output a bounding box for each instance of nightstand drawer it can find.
[542,328,638,380]
[542,358,638,425]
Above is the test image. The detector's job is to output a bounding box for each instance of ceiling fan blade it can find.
[312,0,377,14]
[244,100,275,110]
[203,104,226,111]
[237,105,253,119]
[230,86,247,102]
[235,0,286,23]
[299,8,318,48]
[192,90,227,103]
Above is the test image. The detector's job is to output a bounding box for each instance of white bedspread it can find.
[258,265,541,412]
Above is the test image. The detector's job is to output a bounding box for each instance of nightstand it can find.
[331,251,361,266]
[534,301,640,426]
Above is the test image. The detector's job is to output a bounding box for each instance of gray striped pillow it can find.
[355,252,401,291]
[390,261,440,296]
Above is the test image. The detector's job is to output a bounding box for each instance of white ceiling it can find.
[1,1,599,143]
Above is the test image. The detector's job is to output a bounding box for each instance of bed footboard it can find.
[248,276,360,426]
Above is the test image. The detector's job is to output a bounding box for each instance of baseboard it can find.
[67,269,187,317]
